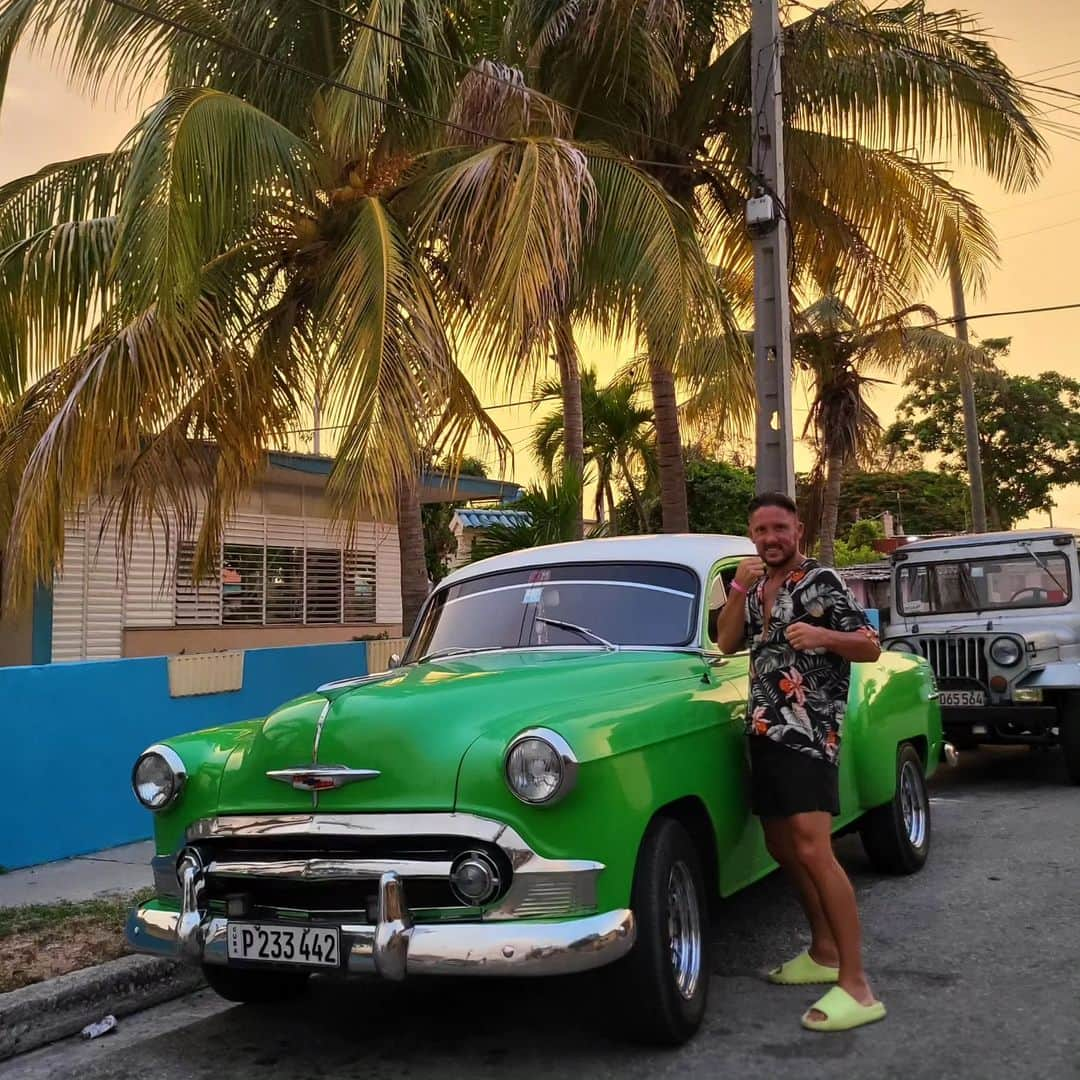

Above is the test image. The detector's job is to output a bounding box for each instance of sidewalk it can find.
[0,842,154,908]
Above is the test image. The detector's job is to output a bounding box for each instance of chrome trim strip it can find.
[126,904,636,979]
[266,765,381,792]
[309,697,333,810]
[206,857,454,881]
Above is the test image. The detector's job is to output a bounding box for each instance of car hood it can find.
[215,649,690,813]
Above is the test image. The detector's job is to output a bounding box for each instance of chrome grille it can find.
[916,636,988,687]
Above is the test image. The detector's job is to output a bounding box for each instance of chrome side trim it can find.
[309,697,333,810]
[206,857,454,881]
[185,813,603,921]
[266,765,380,792]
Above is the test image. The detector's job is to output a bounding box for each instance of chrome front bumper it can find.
[126,871,636,979]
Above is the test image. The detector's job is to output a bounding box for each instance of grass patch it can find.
[0,888,156,994]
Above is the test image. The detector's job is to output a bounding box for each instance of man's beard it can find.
[760,543,795,566]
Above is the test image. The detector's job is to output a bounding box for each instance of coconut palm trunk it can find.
[648,352,689,533]
[817,450,846,567]
[396,475,429,635]
[555,315,585,540]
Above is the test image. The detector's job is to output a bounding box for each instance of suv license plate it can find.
[939,690,986,707]
[227,923,340,968]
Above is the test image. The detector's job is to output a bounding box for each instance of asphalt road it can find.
[6,747,1080,1080]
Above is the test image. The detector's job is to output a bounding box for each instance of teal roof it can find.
[455,509,532,529]
[266,451,521,503]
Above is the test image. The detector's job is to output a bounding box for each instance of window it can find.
[176,533,378,627]
[898,553,1072,615]
[405,561,699,662]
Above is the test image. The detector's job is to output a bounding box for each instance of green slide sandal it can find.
[767,950,840,986]
[801,987,886,1032]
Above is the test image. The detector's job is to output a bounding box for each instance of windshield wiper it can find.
[414,645,501,665]
[534,616,618,651]
[1018,541,1068,594]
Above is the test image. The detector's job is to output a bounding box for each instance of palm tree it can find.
[0,0,605,613]
[532,368,655,532]
[469,471,606,560]
[507,0,1045,528]
[793,296,986,565]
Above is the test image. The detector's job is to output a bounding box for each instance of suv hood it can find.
[215,649,687,813]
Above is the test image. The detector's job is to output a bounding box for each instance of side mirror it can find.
[388,653,401,669]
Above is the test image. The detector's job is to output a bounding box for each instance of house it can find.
[0,451,519,666]
[449,508,532,568]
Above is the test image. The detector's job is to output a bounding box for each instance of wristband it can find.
[730,580,748,595]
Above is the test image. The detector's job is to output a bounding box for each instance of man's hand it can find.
[785,622,830,652]
[734,557,766,590]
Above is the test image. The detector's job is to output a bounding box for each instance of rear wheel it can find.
[859,743,931,875]
[202,964,310,1004]
[1060,692,1080,785]
[606,817,711,1046]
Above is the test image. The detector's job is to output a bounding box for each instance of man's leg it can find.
[787,811,876,1013]
[762,818,838,967]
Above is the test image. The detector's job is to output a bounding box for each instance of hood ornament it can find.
[267,765,380,792]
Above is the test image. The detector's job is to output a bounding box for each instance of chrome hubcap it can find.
[666,860,702,1000]
[899,760,928,849]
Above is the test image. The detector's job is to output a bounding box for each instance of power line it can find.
[928,301,1080,328]
[296,0,713,168]
[999,214,1080,242]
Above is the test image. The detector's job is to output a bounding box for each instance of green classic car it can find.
[127,535,946,1044]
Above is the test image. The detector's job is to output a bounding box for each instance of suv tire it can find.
[859,743,931,875]
[1061,693,1080,785]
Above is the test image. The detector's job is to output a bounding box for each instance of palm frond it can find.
[114,87,318,317]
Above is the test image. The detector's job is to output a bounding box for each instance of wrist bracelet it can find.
[730,580,748,595]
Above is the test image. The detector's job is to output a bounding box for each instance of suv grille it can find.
[915,636,989,687]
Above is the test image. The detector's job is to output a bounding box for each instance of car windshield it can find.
[405,562,700,661]
[897,553,1072,615]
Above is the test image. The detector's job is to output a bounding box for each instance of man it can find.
[715,492,885,1033]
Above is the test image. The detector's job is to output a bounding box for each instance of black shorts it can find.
[748,736,840,819]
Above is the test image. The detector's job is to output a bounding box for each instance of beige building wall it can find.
[0,602,33,667]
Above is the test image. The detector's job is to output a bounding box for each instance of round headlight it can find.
[990,636,1023,667]
[132,745,186,810]
[504,729,578,805]
[887,639,916,654]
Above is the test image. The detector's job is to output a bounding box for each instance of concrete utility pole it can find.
[749,0,796,498]
[948,254,989,533]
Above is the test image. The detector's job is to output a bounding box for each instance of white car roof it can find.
[441,534,756,590]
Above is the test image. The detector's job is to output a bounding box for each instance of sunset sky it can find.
[3,0,1079,528]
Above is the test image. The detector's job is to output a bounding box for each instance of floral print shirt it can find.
[745,558,877,765]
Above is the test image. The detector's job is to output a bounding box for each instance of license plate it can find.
[227,923,340,968]
[939,690,986,707]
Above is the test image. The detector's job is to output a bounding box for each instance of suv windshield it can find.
[897,553,1072,615]
[405,562,699,661]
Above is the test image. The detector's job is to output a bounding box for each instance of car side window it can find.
[705,561,743,649]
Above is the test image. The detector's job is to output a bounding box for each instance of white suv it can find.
[881,529,1080,784]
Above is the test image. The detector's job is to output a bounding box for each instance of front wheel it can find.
[202,964,311,1004]
[1060,693,1080,785]
[859,743,931,875]
[606,817,711,1046]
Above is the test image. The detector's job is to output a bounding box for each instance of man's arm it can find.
[786,623,880,662]
[715,557,765,654]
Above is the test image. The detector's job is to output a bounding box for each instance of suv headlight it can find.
[990,637,1023,667]
[132,745,186,810]
[504,729,578,805]
[887,639,916,654]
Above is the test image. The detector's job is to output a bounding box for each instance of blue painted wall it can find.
[0,642,369,870]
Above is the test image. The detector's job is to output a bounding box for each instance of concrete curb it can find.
[0,954,205,1062]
